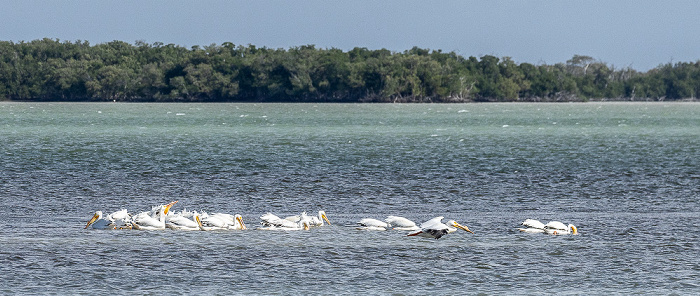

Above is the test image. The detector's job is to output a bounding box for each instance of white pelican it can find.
[407,216,474,239]
[259,212,310,230]
[197,212,246,230]
[284,211,331,227]
[165,209,202,231]
[85,209,131,229]
[356,218,390,231]
[132,201,178,230]
[544,221,578,235]
[85,209,133,230]
[518,218,546,233]
[385,216,420,231]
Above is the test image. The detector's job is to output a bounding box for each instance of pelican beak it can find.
[455,223,474,234]
[571,225,578,235]
[85,213,99,229]
[322,213,331,225]
[303,222,310,230]
[195,215,205,230]
[163,201,178,215]
[237,216,247,230]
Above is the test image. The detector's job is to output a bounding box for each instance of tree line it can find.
[1,38,698,102]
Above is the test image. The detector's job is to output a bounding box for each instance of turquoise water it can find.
[1,102,699,294]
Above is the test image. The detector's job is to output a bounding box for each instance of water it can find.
[1,102,699,295]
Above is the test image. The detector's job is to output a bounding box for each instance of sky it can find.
[2,0,699,71]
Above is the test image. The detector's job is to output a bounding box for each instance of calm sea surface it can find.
[1,102,698,295]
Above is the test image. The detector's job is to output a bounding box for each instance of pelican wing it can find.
[261,213,298,228]
[385,216,417,228]
[202,215,229,228]
[133,215,165,230]
[545,221,567,230]
[521,219,545,229]
[424,228,449,239]
[420,216,447,230]
[284,212,303,222]
[407,217,450,239]
[166,215,200,230]
[88,218,114,230]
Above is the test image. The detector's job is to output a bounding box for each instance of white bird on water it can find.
[259,212,310,230]
[131,201,178,230]
[165,208,202,231]
[85,209,133,230]
[197,212,247,230]
[517,218,546,233]
[356,218,390,231]
[407,216,474,239]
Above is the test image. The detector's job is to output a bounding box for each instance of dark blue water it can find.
[1,102,699,294]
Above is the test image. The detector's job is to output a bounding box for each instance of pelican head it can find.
[319,210,331,225]
[569,224,578,235]
[85,211,103,229]
[235,214,247,230]
[163,201,178,215]
[447,220,474,234]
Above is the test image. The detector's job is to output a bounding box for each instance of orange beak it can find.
[455,222,474,234]
[163,201,178,215]
[237,216,247,230]
[85,213,100,229]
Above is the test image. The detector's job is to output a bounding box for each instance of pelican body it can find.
[356,218,390,230]
[260,212,310,230]
[385,216,420,231]
[166,209,202,231]
[518,218,546,233]
[197,213,246,230]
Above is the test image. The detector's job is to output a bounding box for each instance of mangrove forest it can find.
[1,38,699,102]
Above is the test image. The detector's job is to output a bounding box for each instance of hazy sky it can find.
[2,0,698,71]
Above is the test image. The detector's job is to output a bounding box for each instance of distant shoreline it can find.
[3,99,698,104]
[2,40,699,103]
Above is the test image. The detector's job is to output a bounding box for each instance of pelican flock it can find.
[85,201,325,232]
[85,202,580,239]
